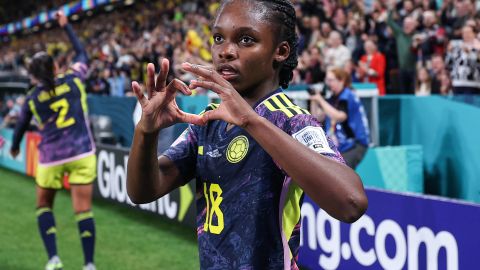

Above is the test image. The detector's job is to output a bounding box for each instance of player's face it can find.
[211,1,280,97]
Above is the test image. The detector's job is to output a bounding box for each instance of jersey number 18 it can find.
[203,183,224,234]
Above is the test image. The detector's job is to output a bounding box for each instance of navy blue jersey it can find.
[13,71,94,165]
[165,89,344,270]
[11,22,92,166]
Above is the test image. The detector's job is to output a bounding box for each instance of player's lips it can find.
[217,64,239,81]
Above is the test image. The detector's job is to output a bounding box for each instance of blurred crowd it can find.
[1,0,480,98]
[0,0,68,25]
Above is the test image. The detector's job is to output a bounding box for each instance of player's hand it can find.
[181,62,257,128]
[55,11,68,28]
[132,59,203,134]
[10,149,19,158]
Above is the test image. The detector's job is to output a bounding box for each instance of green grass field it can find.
[0,168,199,270]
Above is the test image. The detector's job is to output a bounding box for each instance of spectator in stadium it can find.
[439,69,453,95]
[301,46,326,84]
[347,59,363,83]
[87,69,110,95]
[127,1,367,269]
[445,25,480,94]
[324,30,352,69]
[9,12,97,270]
[310,68,370,169]
[430,54,447,94]
[0,99,14,119]
[398,0,416,21]
[307,15,325,50]
[345,18,366,63]
[1,95,25,128]
[387,8,418,94]
[358,39,387,95]
[415,67,433,96]
[441,0,476,39]
[412,10,446,67]
[333,7,349,38]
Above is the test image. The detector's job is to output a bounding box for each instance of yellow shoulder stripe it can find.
[28,100,44,129]
[262,93,310,118]
[199,103,220,115]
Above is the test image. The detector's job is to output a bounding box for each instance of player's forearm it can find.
[63,24,88,64]
[11,110,32,151]
[244,116,367,223]
[126,128,162,204]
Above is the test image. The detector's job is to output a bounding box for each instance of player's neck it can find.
[242,81,280,107]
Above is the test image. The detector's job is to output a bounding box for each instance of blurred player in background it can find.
[127,0,368,269]
[10,11,96,270]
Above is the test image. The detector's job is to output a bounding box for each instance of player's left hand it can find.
[10,149,19,158]
[181,62,257,128]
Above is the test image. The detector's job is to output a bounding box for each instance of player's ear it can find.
[274,41,290,63]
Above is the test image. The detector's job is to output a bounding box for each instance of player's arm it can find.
[127,61,203,204]
[56,11,88,65]
[10,99,34,157]
[127,129,185,204]
[244,116,366,223]
[183,63,368,223]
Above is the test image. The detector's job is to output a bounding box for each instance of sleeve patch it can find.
[292,126,335,155]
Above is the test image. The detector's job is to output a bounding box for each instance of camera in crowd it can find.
[307,83,332,99]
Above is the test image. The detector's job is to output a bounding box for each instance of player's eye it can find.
[239,36,255,45]
[213,34,224,44]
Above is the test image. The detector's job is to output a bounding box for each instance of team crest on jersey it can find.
[226,136,249,163]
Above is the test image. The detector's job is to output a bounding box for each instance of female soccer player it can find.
[10,12,96,270]
[127,1,368,269]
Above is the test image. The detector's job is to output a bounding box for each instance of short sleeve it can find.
[70,62,88,81]
[286,114,345,164]
[163,125,199,184]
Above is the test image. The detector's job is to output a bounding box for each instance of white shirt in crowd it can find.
[324,45,352,69]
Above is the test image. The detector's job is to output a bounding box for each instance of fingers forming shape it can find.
[156,58,169,91]
[164,79,192,103]
[181,62,230,88]
[201,109,222,123]
[132,81,147,107]
[189,79,226,95]
[179,112,206,126]
[146,63,156,99]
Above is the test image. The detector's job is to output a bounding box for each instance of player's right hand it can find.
[55,11,68,28]
[132,59,204,134]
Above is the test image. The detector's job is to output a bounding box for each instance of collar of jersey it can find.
[253,88,283,110]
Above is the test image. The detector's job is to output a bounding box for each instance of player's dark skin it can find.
[127,0,367,223]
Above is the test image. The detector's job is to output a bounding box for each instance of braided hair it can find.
[219,0,298,89]
[29,52,56,91]
[258,0,298,89]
